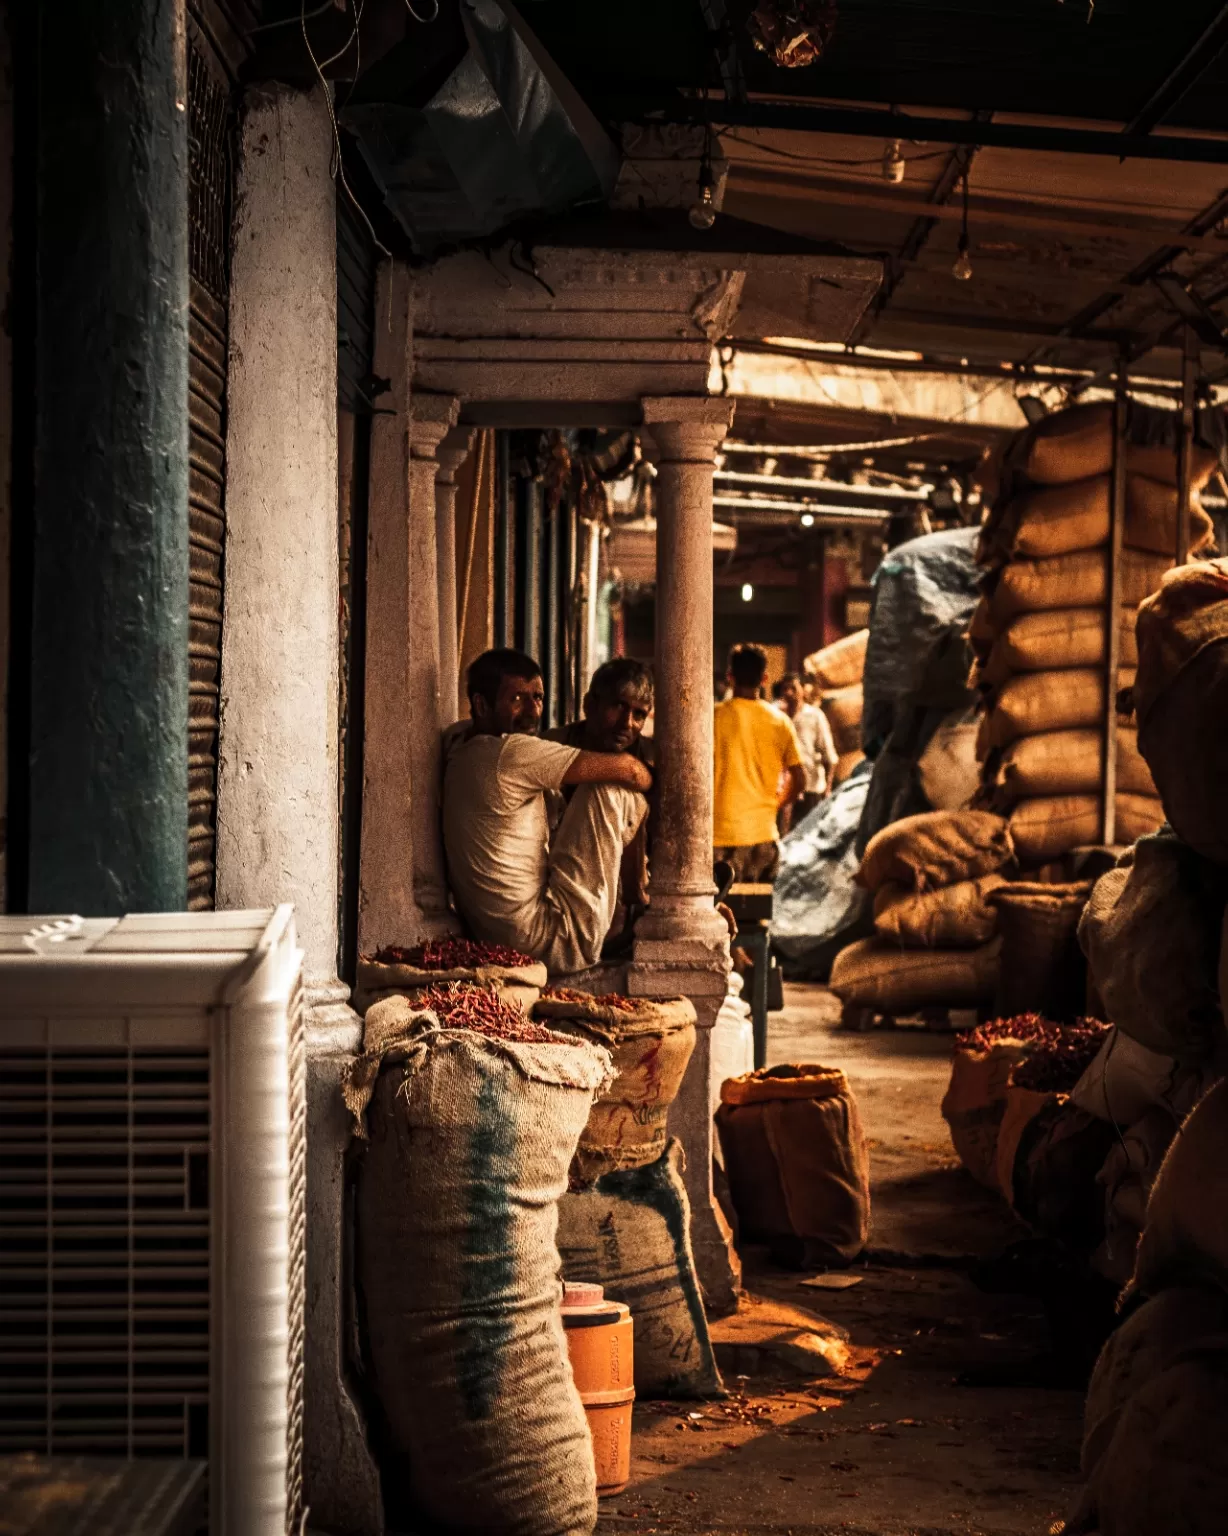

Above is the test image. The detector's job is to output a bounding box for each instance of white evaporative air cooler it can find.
[0,907,306,1536]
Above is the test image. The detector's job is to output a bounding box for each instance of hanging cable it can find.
[952,167,973,281]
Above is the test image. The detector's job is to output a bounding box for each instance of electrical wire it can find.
[720,127,951,171]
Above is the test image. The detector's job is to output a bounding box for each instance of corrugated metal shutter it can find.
[186,39,232,909]
[337,193,376,413]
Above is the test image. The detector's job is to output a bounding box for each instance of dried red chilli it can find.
[411,982,562,1044]
[540,985,638,1012]
[956,1012,1111,1095]
[369,938,537,969]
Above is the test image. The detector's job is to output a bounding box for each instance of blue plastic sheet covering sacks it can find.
[856,526,982,856]
[771,759,874,979]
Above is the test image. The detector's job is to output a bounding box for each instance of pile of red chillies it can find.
[371,938,537,969]
[956,1012,1111,1094]
[413,982,560,1043]
[540,986,638,1013]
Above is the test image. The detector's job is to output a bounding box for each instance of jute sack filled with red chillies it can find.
[345,985,612,1536]
[533,987,697,1184]
[354,937,546,1015]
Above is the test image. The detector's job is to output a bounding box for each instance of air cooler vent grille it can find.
[0,1046,211,1456]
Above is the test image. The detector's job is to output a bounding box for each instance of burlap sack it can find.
[1096,1106,1182,1289]
[534,996,698,1184]
[1007,793,1164,866]
[1010,402,1218,488]
[354,955,547,1016]
[353,1017,611,1535]
[981,474,1213,565]
[968,593,996,655]
[805,628,868,690]
[1131,1076,1228,1301]
[716,1065,870,1262]
[979,668,1136,753]
[1082,1287,1228,1481]
[1134,559,1228,862]
[1080,1349,1228,1536]
[992,727,1154,803]
[990,881,1092,1021]
[872,873,1005,949]
[986,549,1174,627]
[829,935,1001,1013]
[916,707,982,811]
[995,1085,1062,1205]
[556,1140,722,1399]
[941,1040,1029,1187]
[856,809,1015,893]
[1078,830,1228,1059]
[1008,1099,1118,1250]
[821,682,863,756]
[979,607,1139,685]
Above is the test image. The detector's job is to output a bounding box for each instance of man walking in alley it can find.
[772,670,837,830]
[714,643,805,882]
[443,648,652,975]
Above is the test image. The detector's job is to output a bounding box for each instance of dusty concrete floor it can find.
[595,984,1083,1536]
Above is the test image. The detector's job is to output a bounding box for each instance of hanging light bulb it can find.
[952,167,973,280]
[800,512,815,528]
[881,139,905,183]
[689,155,717,231]
[740,582,754,603]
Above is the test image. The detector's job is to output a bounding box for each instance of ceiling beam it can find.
[608,96,1228,165]
[1122,5,1228,142]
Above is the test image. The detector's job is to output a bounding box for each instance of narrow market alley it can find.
[598,986,1082,1536]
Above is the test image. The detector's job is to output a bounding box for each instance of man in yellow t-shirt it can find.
[714,643,805,882]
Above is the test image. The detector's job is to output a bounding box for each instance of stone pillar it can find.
[435,425,476,727]
[358,260,416,952]
[631,395,740,1316]
[408,394,461,934]
[215,85,379,1536]
[28,0,188,913]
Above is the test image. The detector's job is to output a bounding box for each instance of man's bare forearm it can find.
[563,750,653,794]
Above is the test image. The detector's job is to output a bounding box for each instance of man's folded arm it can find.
[562,750,653,794]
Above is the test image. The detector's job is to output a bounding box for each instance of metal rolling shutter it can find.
[186,40,232,909]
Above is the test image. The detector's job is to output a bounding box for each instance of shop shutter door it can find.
[186,39,232,909]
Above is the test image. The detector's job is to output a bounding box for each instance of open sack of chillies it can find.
[354,936,546,1015]
[342,982,613,1536]
[534,986,723,1399]
[941,1013,1110,1199]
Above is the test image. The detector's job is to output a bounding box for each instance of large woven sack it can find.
[916,706,982,811]
[1134,560,1228,862]
[941,1039,1029,1187]
[1077,830,1228,1059]
[716,1064,870,1263]
[806,628,868,690]
[533,994,698,1184]
[981,474,1213,565]
[994,1084,1062,1204]
[986,549,1174,627]
[1081,1287,1228,1481]
[821,681,863,756]
[1007,793,1163,866]
[979,667,1136,753]
[1096,1106,1182,1288]
[1080,1349,1228,1536]
[1010,402,1219,488]
[829,935,1001,1013]
[989,880,1092,1021]
[1131,1076,1228,1300]
[1008,1099,1118,1249]
[979,606,1139,685]
[352,1012,610,1535]
[556,1140,722,1399]
[856,808,1015,893]
[355,954,546,1016]
[992,727,1154,802]
[872,873,1005,949]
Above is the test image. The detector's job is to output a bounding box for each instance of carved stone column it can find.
[435,425,476,727]
[408,394,461,934]
[630,395,739,1315]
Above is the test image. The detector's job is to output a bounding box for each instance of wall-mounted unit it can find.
[0,908,306,1536]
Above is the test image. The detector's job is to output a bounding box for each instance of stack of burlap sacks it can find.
[828,808,1015,1018]
[805,627,868,785]
[970,401,1217,866]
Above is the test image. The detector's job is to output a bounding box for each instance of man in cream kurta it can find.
[443,649,651,975]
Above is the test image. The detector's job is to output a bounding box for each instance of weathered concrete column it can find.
[408,393,461,934]
[631,395,739,1315]
[216,85,379,1536]
[29,0,188,913]
[435,425,476,726]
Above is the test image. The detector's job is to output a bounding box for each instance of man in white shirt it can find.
[772,671,838,827]
[443,649,652,975]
